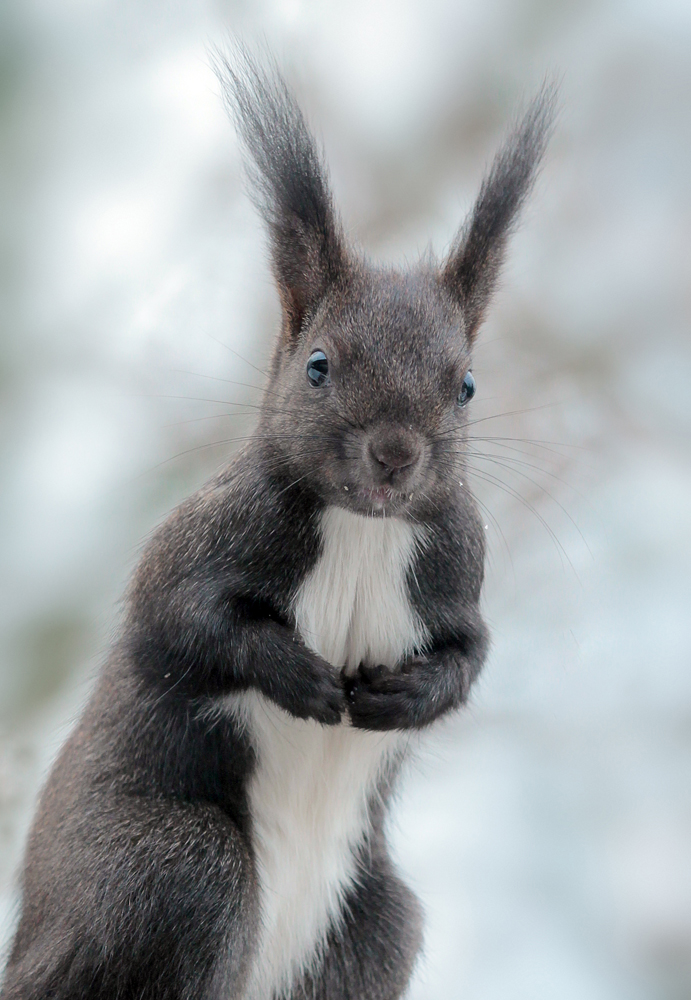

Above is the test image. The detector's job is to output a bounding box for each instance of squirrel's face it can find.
[220,54,553,520]
[263,268,477,521]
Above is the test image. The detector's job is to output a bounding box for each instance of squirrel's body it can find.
[1,53,554,1000]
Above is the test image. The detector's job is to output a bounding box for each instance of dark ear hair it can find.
[441,83,558,342]
[214,48,347,341]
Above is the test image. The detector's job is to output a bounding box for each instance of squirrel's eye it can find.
[457,370,476,407]
[306,350,329,387]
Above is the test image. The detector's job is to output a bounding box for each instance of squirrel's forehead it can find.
[318,275,467,359]
[325,317,467,372]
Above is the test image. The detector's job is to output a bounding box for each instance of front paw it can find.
[284,647,346,725]
[258,623,346,725]
[344,661,430,731]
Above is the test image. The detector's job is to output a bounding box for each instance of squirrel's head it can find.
[217,50,555,520]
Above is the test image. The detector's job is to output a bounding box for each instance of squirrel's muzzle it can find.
[365,426,423,488]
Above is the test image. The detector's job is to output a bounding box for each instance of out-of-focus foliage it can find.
[1,2,690,997]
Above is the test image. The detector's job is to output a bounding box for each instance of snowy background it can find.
[1,1,690,998]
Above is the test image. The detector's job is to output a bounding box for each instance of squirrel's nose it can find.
[367,428,422,478]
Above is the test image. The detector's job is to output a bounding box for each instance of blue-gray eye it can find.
[457,371,476,406]
[307,350,329,387]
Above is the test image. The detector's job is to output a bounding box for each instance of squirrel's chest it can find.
[239,507,428,999]
[293,505,429,672]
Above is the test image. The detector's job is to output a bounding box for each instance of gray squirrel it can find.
[1,51,555,1000]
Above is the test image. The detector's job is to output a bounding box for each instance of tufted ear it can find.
[215,49,347,343]
[441,83,557,343]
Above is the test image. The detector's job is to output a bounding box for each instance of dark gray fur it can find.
[1,52,555,1000]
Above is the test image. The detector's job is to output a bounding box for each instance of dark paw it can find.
[294,653,346,725]
[343,662,427,731]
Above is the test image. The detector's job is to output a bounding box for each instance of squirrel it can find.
[1,50,555,1000]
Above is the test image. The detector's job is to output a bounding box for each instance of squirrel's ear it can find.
[441,83,557,344]
[215,49,347,342]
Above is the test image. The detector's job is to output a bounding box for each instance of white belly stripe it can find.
[234,507,429,1000]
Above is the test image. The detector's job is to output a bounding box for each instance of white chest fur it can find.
[236,507,429,1000]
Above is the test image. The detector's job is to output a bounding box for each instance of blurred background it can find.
[1,1,690,997]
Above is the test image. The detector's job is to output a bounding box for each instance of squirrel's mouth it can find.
[359,486,408,506]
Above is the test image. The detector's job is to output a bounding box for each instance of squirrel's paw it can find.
[285,649,346,725]
[343,659,432,731]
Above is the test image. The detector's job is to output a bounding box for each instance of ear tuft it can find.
[441,81,558,342]
[213,46,347,339]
